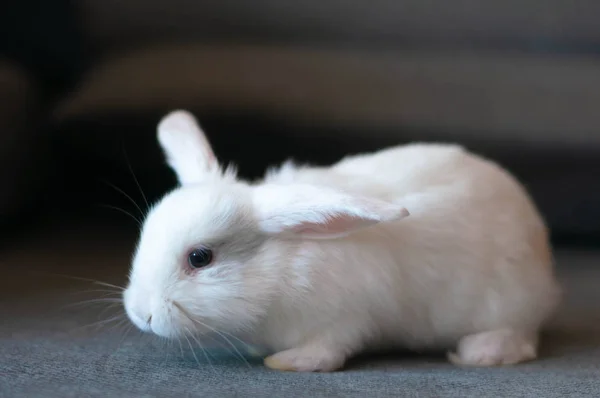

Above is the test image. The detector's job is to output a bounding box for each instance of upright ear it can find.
[253,184,410,239]
[157,110,220,185]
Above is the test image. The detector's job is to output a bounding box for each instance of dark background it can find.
[1,0,600,245]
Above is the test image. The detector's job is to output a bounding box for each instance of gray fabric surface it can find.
[1,221,599,397]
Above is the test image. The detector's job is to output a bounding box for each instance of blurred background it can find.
[2,1,600,395]
[1,0,600,246]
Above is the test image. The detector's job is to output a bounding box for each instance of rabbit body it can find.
[123,111,561,372]
[257,143,559,369]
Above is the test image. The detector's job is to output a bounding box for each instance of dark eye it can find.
[188,248,213,269]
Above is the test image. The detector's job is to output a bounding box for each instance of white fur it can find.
[123,110,562,372]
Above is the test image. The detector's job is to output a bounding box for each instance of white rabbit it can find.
[123,110,561,372]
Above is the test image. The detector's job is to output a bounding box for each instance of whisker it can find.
[189,331,220,362]
[97,203,142,227]
[160,338,170,367]
[116,323,136,350]
[62,298,124,309]
[195,331,232,355]
[106,318,131,336]
[47,273,126,291]
[111,317,130,331]
[185,313,251,351]
[191,318,251,368]
[102,179,145,219]
[186,327,215,372]
[184,333,203,369]
[90,282,125,292]
[172,300,250,367]
[108,322,135,361]
[98,302,125,320]
[121,143,150,212]
[166,338,174,365]
[68,289,123,296]
[177,337,185,358]
[60,292,122,309]
[70,314,126,334]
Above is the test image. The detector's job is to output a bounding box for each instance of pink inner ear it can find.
[290,214,377,236]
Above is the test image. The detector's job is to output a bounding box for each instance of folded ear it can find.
[157,110,220,185]
[253,184,409,239]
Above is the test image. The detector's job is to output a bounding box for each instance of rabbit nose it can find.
[123,291,153,332]
[146,315,154,330]
[125,305,153,332]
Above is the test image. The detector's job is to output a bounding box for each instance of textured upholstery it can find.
[78,0,600,48]
[55,44,600,148]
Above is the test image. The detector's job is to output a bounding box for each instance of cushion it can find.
[77,0,600,50]
[55,43,600,148]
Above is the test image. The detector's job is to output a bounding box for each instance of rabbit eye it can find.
[188,248,213,269]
